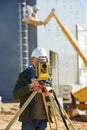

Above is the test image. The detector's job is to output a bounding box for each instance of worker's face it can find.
[31,57,46,68]
[31,57,39,67]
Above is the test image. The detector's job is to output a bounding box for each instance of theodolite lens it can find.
[42,63,47,68]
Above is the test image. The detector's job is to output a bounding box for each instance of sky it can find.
[80,0,87,8]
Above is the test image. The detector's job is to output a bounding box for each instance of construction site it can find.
[0,0,87,130]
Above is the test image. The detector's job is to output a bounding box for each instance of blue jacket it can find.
[13,65,52,123]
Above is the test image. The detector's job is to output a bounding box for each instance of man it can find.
[13,47,51,130]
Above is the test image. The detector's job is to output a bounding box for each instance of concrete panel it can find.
[0,0,20,100]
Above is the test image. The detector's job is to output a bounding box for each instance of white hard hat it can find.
[31,47,47,58]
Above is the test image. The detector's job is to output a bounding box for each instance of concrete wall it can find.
[0,0,19,100]
[36,0,87,86]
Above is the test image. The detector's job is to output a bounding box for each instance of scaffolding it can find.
[19,0,29,71]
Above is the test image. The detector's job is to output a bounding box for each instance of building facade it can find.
[0,0,87,100]
[0,0,19,100]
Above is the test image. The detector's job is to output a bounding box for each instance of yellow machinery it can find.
[23,9,87,110]
[73,86,87,110]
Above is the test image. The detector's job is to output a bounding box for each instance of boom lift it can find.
[23,9,87,111]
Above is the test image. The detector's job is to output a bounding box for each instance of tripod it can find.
[4,85,76,130]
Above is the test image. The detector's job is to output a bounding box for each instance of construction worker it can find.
[23,5,33,20]
[13,47,52,130]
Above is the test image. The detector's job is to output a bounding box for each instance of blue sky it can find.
[80,0,87,8]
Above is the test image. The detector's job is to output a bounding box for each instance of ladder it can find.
[19,1,29,71]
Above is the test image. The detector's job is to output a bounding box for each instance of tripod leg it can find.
[5,91,37,130]
[59,102,76,130]
[52,91,76,130]
[42,93,52,130]
[49,95,58,130]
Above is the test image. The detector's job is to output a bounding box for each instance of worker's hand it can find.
[32,79,40,87]
[29,79,40,91]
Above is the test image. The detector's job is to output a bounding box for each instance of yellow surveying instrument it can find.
[36,57,50,81]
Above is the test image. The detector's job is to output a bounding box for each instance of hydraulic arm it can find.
[24,9,87,66]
